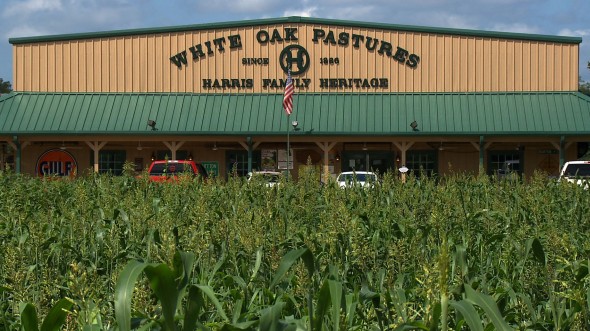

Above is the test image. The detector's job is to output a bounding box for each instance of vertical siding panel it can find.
[187,31,198,93]
[436,35,444,92]
[146,35,154,92]
[411,33,422,92]
[539,42,547,91]
[571,44,578,91]
[475,38,483,91]
[430,34,437,91]
[132,36,140,92]
[513,41,521,91]
[139,35,148,92]
[55,43,63,91]
[47,43,55,91]
[31,45,39,91]
[63,42,70,91]
[176,33,186,93]
[71,41,79,92]
[12,46,18,90]
[466,38,474,92]
[78,41,87,92]
[491,39,500,91]
[101,39,109,92]
[553,44,561,91]
[165,33,173,92]
[91,40,98,92]
[521,41,530,91]
[499,40,507,91]
[124,37,133,92]
[108,39,116,92]
[450,36,458,92]
[530,42,539,91]
[154,35,162,93]
[546,43,554,91]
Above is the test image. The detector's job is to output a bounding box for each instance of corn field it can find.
[0,166,589,330]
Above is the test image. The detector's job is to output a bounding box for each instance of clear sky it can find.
[1,0,589,86]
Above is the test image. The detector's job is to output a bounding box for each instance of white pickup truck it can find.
[559,161,590,189]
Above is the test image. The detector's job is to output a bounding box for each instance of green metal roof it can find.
[9,16,581,45]
[1,92,590,137]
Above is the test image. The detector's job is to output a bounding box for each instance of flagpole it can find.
[286,113,290,182]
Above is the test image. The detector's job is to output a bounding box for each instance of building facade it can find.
[1,16,590,179]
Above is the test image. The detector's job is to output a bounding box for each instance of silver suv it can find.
[559,161,590,189]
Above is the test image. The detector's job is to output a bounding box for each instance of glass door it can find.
[341,151,394,175]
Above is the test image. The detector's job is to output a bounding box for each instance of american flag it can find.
[283,70,294,115]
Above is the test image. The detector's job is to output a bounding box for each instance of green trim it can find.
[9,16,581,45]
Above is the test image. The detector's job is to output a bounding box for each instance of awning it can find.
[1,91,590,137]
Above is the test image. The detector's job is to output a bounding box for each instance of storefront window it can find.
[488,151,522,177]
[226,151,261,178]
[406,151,437,177]
[96,150,126,175]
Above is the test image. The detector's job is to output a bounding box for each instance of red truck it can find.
[147,160,208,182]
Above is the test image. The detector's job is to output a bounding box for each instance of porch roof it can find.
[1,91,590,137]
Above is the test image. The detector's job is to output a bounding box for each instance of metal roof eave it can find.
[9,16,582,45]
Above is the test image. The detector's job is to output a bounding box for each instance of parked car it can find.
[336,171,378,188]
[147,160,208,182]
[559,160,590,189]
[247,171,282,187]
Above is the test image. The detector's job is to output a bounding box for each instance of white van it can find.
[559,161,590,189]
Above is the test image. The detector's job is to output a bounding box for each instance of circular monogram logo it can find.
[279,45,310,75]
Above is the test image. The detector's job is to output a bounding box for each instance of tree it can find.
[0,78,12,94]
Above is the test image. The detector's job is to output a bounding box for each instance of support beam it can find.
[559,136,565,170]
[315,141,337,182]
[393,141,414,182]
[162,141,186,160]
[479,136,485,174]
[550,138,572,172]
[10,136,21,174]
[247,137,253,173]
[85,141,108,172]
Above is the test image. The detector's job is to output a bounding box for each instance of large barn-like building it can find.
[1,16,589,179]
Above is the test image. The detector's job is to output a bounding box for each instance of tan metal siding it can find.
[12,23,579,93]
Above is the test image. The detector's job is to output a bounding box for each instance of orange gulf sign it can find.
[36,149,77,177]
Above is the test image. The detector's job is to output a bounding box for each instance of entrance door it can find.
[341,151,394,174]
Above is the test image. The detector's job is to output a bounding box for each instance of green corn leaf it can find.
[231,299,243,324]
[40,298,74,331]
[196,284,229,321]
[20,303,39,331]
[314,280,331,331]
[428,302,441,331]
[449,300,484,331]
[208,247,227,286]
[392,321,429,330]
[345,293,358,329]
[144,264,179,331]
[115,260,152,331]
[249,248,263,284]
[183,285,204,331]
[328,280,343,331]
[82,326,102,331]
[270,248,314,288]
[173,250,196,292]
[221,321,258,330]
[465,285,513,331]
[259,301,286,331]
